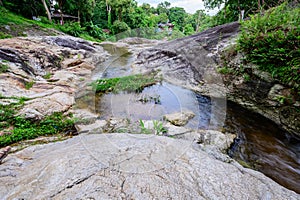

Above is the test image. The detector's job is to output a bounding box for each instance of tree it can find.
[41,0,52,22]
[157,1,171,15]
[111,20,129,34]
[184,24,194,35]
[107,0,132,21]
[93,0,108,28]
[169,7,186,31]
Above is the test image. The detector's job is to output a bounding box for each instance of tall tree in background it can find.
[157,1,171,15]
[107,0,132,21]
[77,0,95,23]
[169,7,186,31]
[41,0,52,22]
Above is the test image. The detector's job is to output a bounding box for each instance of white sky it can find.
[136,0,221,15]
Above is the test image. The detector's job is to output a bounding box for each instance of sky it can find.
[136,0,221,15]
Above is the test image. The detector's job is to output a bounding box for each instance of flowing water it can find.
[92,44,300,194]
[225,101,300,194]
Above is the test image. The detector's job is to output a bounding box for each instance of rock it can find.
[164,110,195,126]
[0,36,107,123]
[72,109,98,124]
[42,36,96,52]
[75,120,107,134]
[19,92,74,119]
[17,107,44,120]
[0,146,11,163]
[104,118,130,133]
[0,134,298,199]
[164,122,192,136]
[197,130,236,153]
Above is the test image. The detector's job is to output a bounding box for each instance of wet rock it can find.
[0,134,298,199]
[164,110,195,126]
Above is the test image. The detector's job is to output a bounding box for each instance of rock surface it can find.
[0,36,108,119]
[0,133,298,199]
[133,21,299,136]
[164,110,195,126]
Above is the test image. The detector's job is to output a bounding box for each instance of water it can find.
[95,85,300,193]
[96,82,201,129]
[92,43,300,193]
[226,101,300,193]
[92,43,135,80]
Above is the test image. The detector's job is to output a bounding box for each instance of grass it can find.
[25,81,35,90]
[92,73,160,93]
[0,7,103,42]
[43,72,52,80]
[0,96,76,147]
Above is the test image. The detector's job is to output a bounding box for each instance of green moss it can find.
[92,73,159,93]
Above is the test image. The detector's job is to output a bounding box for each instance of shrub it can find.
[112,20,130,35]
[0,63,9,73]
[59,22,85,37]
[238,3,300,93]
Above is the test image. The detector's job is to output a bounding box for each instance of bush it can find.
[59,22,85,37]
[112,20,130,35]
[238,3,300,93]
[84,21,109,40]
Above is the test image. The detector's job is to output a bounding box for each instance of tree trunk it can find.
[0,0,3,6]
[41,0,52,22]
[106,0,112,28]
[78,10,80,23]
[224,0,227,19]
[59,2,64,25]
[196,11,201,32]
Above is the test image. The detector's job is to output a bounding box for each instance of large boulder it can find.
[0,134,298,199]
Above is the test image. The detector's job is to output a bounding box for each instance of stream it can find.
[91,43,300,194]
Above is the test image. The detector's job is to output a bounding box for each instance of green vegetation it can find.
[139,119,168,135]
[152,120,168,135]
[1,0,293,42]
[93,73,159,93]
[0,63,9,73]
[0,97,76,147]
[0,32,12,39]
[25,81,35,90]
[139,120,151,134]
[238,3,300,94]
[217,66,233,74]
[43,72,52,80]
